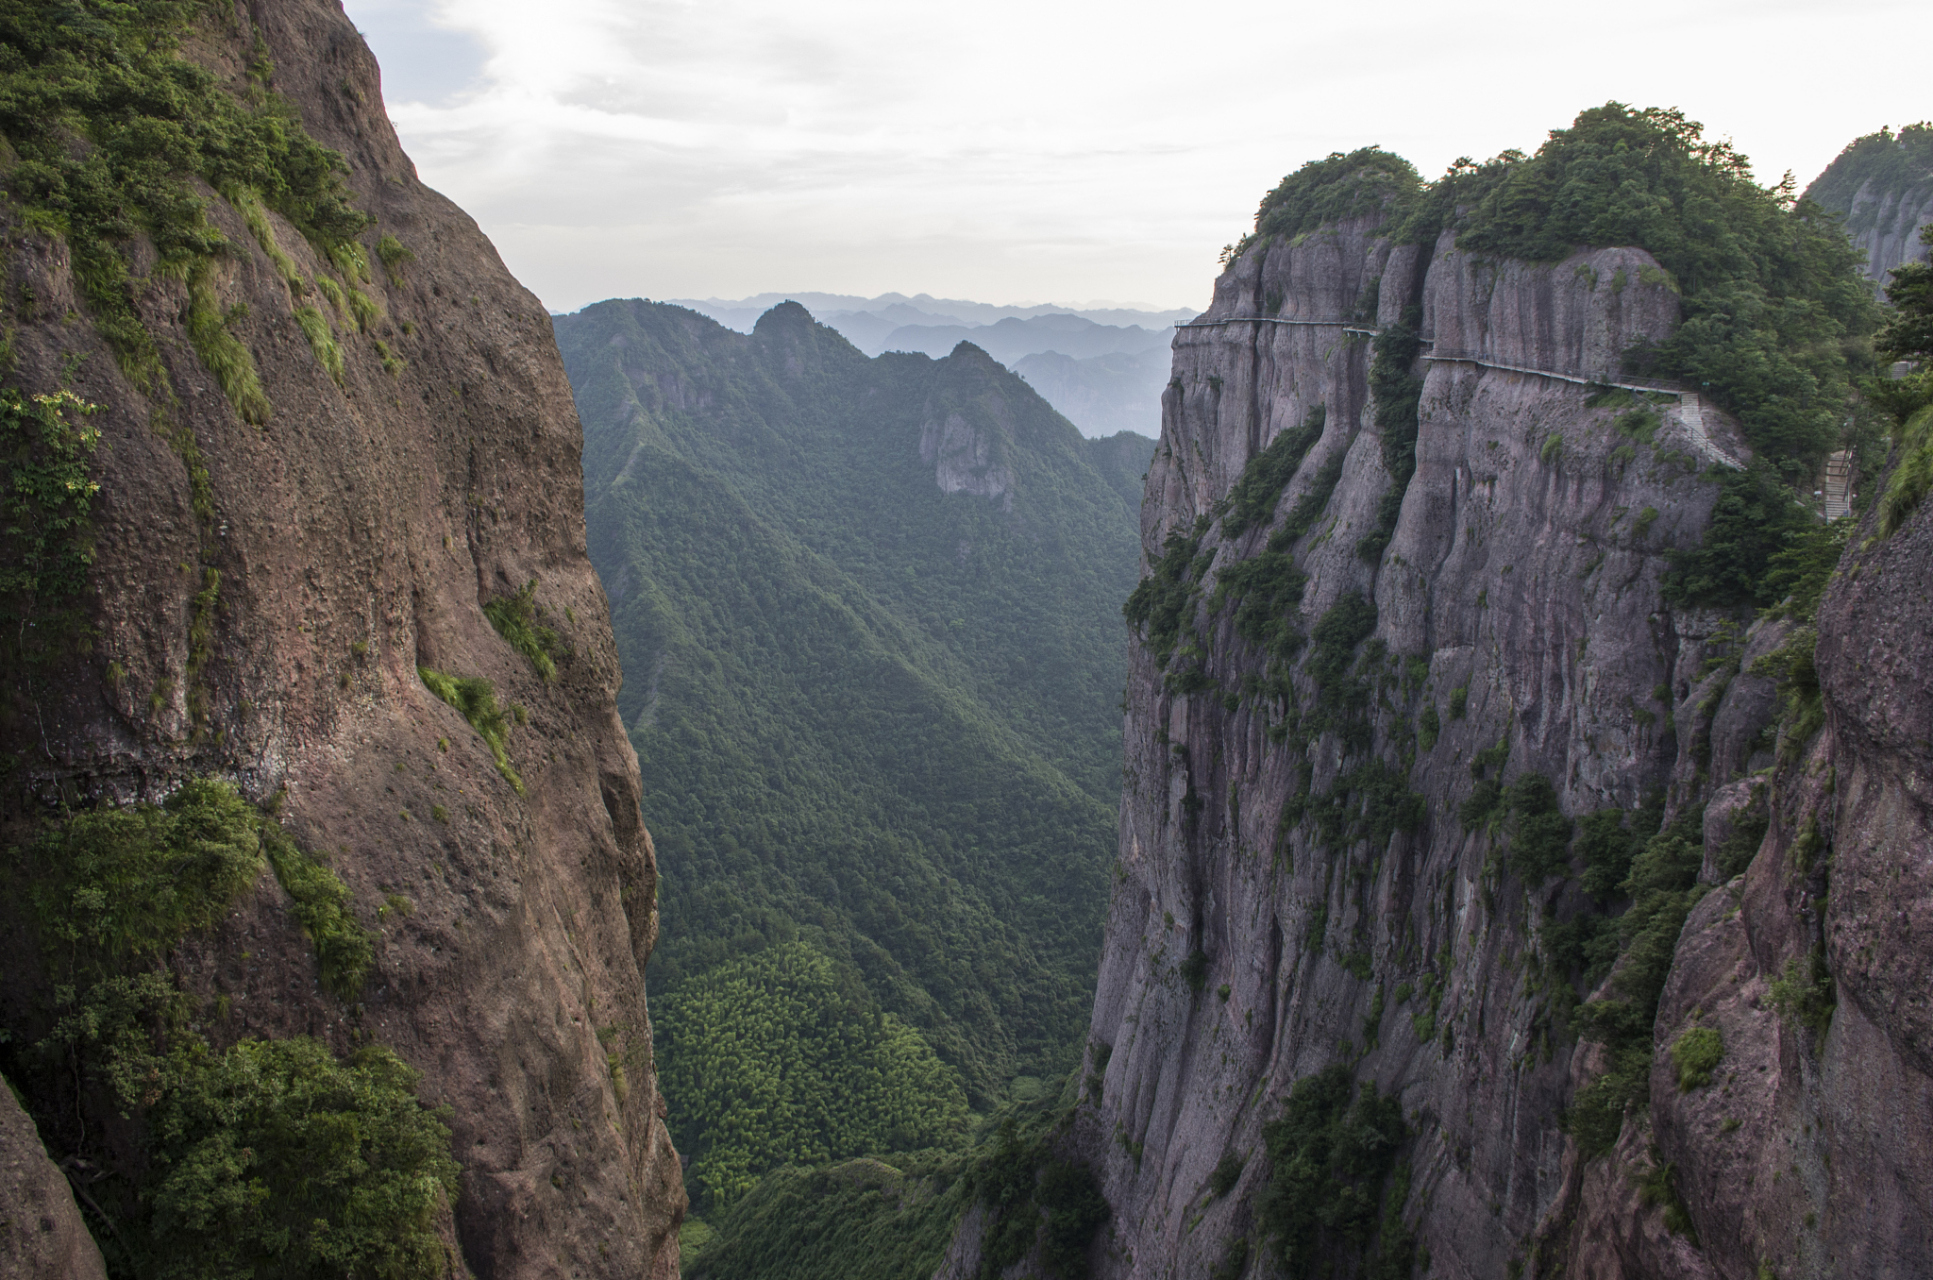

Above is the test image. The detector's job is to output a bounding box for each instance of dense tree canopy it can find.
[655,942,970,1207]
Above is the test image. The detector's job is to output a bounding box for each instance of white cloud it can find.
[342,0,1933,311]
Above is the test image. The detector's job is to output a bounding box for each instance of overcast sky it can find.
[339,0,1933,314]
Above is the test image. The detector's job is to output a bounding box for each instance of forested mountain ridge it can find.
[553,298,1150,1208]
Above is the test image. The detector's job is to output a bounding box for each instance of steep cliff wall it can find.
[0,3,682,1275]
[1067,213,1772,1279]
[1588,447,1933,1280]
[1806,125,1933,283]
[0,1080,105,1280]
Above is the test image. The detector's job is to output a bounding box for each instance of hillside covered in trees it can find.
[553,299,1150,1213]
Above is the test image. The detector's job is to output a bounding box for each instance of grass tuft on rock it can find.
[419,666,524,793]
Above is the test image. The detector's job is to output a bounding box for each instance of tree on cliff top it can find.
[1804,123,1933,233]
[1236,107,1880,482]
[1452,103,1881,477]
[1252,147,1423,244]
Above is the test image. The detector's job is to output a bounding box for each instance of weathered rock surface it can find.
[1803,130,1933,284]
[1830,183,1933,283]
[948,213,1810,1280]
[0,2,683,1275]
[959,191,1933,1280]
[1631,482,1933,1279]
[0,1080,105,1280]
[920,344,1020,508]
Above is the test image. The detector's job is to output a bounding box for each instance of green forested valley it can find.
[553,300,1150,1216]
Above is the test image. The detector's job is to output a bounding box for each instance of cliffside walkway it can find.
[1177,315,1741,469]
[1176,315,1677,394]
[1175,315,1402,341]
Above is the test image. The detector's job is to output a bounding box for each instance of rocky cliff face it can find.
[0,3,682,1275]
[1828,183,1932,284]
[0,1081,105,1280]
[1589,477,1933,1280]
[1804,127,1933,284]
[920,346,1019,508]
[1056,215,1813,1279]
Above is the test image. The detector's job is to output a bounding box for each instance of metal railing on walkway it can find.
[1175,315,1421,339]
[1173,317,1746,470]
[1422,350,1682,398]
[1175,317,1682,395]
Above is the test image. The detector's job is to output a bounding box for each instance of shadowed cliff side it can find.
[0,2,683,1275]
[1572,410,1933,1279]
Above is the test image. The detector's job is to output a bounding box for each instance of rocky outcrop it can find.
[1610,477,1933,1280]
[919,344,1021,507]
[1048,214,1779,1280]
[0,1081,105,1280]
[1829,183,1933,284]
[0,2,682,1275]
[1803,128,1933,283]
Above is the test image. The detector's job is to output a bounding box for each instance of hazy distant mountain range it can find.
[665,291,1194,437]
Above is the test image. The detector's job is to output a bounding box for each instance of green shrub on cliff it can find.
[1124,519,1212,667]
[1661,460,1816,608]
[0,387,102,668]
[8,778,451,1279]
[144,1038,459,1280]
[967,1112,1110,1280]
[1257,1066,1414,1280]
[1562,809,1707,1157]
[1767,947,1835,1038]
[1447,105,1881,478]
[0,0,370,395]
[1501,774,1574,884]
[1880,404,1933,536]
[258,824,373,1000]
[27,776,263,967]
[418,667,523,793]
[1356,311,1426,562]
[1220,405,1326,540]
[22,777,370,1001]
[1212,410,1344,668]
[481,577,564,681]
[1669,1026,1723,1091]
[1253,148,1423,244]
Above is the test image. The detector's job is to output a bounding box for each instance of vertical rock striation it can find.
[0,2,683,1274]
[1069,213,1774,1278]
[1616,480,1933,1280]
[1804,125,1933,284]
